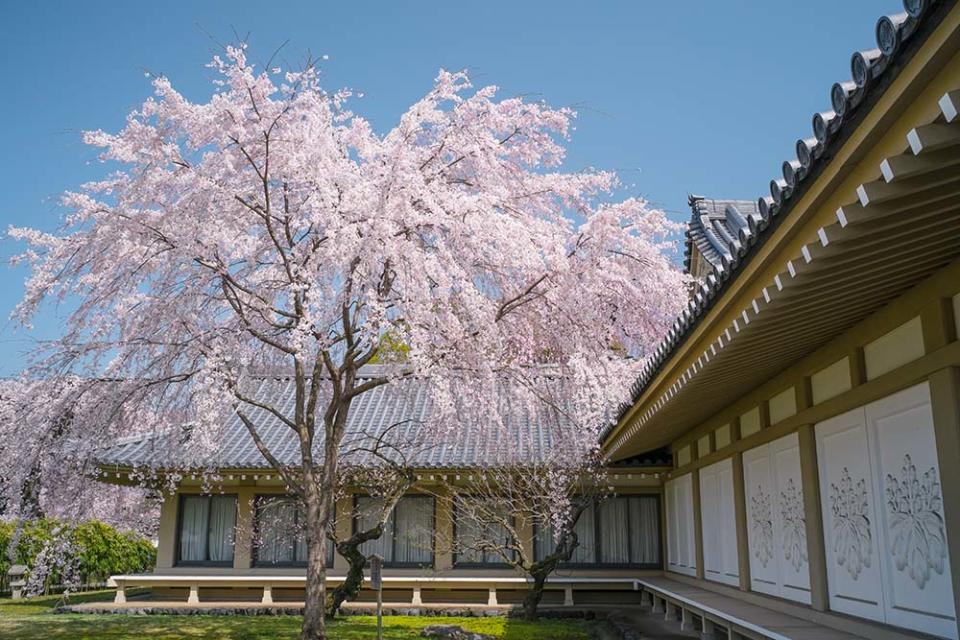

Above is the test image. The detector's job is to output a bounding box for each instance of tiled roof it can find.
[96,368,668,471]
[684,196,763,274]
[604,0,950,445]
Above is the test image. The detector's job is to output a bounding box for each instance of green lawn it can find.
[0,591,597,640]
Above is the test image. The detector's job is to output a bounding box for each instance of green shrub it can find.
[0,519,155,588]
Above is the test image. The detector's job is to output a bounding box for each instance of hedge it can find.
[0,518,155,591]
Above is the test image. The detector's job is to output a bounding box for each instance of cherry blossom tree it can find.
[8,44,685,639]
[447,418,607,620]
[0,378,160,534]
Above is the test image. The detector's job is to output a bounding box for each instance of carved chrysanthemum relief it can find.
[780,478,807,572]
[885,454,946,590]
[750,486,774,568]
[829,467,872,581]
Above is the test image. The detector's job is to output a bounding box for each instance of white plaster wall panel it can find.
[816,383,957,638]
[770,433,811,604]
[700,465,720,579]
[863,317,924,380]
[866,383,956,639]
[743,444,779,596]
[666,475,696,576]
[663,480,680,570]
[700,458,739,586]
[816,407,886,623]
[717,459,740,585]
[678,473,697,575]
[677,445,692,467]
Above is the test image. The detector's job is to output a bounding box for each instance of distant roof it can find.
[684,196,763,275]
[602,0,950,447]
[96,368,669,471]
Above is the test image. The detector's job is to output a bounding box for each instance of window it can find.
[355,495,434,566]
[177,494,237,565]
[253,496,334,567]
[534,495,660,568]
[454,496,514,566]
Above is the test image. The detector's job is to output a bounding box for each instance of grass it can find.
[0,590,597,640]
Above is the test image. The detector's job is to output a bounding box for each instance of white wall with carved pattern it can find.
[743,432,811,603]
[816,383,957,639]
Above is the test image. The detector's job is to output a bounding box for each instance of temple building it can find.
[97,1,960,637]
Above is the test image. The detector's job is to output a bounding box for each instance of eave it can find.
[604,4,960,459]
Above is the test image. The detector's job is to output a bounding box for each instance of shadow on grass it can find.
[0,594,597,640]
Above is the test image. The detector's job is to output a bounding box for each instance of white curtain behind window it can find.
[534,504,596,564]
[570,504,596,564]
[208,496,237,563]
[394,497,433,564]
[455,498,510,565]
[456,500,484,565]
[600,499,630,564]
[258,498,296,564]
[357,496,393,562]
[533,518,555,562]
[179,496,209,562]
[630,496,660,565]
[484,505,511,565]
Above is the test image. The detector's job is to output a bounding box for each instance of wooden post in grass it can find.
[370,554,383,640]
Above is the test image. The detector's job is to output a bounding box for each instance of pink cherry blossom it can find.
[7,45,686,639]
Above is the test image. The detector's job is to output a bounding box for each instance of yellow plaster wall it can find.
[769,387,797,425]
[811,358,852,405]
[739,407,761,438]
[864,316,925,380]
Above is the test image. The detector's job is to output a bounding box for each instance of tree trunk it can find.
[301,480,328,640]
[327,529,380,617]
[523,568,550,621]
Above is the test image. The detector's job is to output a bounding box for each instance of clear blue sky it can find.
[0,1,887,374]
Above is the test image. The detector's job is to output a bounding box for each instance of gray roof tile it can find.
[97,369,652,471]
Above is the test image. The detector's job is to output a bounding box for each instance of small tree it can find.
[325,418,424,616]
[450,446,606,620]
[325,466,413,616]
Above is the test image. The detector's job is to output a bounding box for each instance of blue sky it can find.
[0,1,887,374]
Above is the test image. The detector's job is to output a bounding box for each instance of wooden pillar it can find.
[731,450,751,592]
[434,487,455,571]
[155,491,179,569]
[922,297,956,353]
[929,366,960,639]
[848,347,866,387]
[798,423,828,611]
[692,468,705,580]
[515,510,536,573]
[233,487,255,570]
